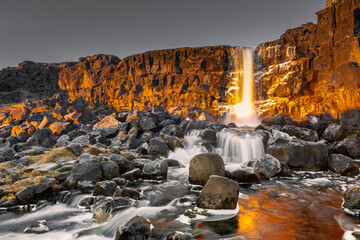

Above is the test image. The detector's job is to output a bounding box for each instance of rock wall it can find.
[256,0,360,118]
[57,46,231,113]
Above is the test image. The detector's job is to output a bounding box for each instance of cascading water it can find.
[215,129,265,164]
[225,47,259,127]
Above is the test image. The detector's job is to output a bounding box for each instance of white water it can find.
[215,130,265,164]
[225,47,259,127]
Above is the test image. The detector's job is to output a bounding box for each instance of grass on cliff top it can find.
[36,147,75,165]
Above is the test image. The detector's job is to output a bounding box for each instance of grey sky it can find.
[0,0,324,69]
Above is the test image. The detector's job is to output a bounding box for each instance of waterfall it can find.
[215,129,265,164]
[226,47,259,127]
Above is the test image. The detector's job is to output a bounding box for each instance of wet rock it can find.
[229,168,261,184]
[79,196,94,209]
[200,128,218,146]
[142,160,168,180]
[116,187,140,200]
[162,159,183,168]
[101,161,120,180]
[334,134,360,158]
[112,178,127,186]
[189,153,225,186]
[328,154,359,176]
[114,215,152,240]
[343,186,360,211]
[120,168,143,181]
[162,135,184,150]
[147,137,170,157]
[165,231,193,240]
[109,154,135,174]
[261,113,288,126]
[140,131,156,143]
[287,140,328,171]
[196,175,239,209]
[253,154,281,179]
[24,220,51,234]
[126,138,144,149]
[93,180,118,196]
[93,199,113,223]
[65,161,103,188]
[78,180,95,193]
[281,125,318,141]
[321,123,344,141]
[27,127,55,148]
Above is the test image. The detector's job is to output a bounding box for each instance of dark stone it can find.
[253,154,281,179]
[334,134,360,158]
[27,128,55,148]
[229,168,261,184]
[147,137,170,157]
[329,154,360,176]
[24,220,51,234]
[189,153,225,186]
[126,138,145,149]
[196,175,239,209]
[142,160,168,180]
[118,187,140,200]
[65,161,103,188]
[343,186,360,210]
[93,180,118,196]
[101,161,120,180]
[322,123,344,141]
[66,143,83,155]
[281,125,318,141]
[200,128,218,145]
[120,168,143,181]
[162,135,184,150]
[114,215,151,240]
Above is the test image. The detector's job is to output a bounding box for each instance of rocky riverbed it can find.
[0,98,360,239]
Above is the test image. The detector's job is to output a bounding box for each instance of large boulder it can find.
[334,134,360,158]
[142,160,168,180]
[253,154,281,179]
[65,161,103,188]
[281,125,318,142]
[27,128,55,148]
[147,137,170,157]
[321,123,344,142]
[100,161,120,180]
[196,175,239,209]
[328,154,359,176]
[93,180,118,196]
[228,168,261,184]
[114,215,152,240]
[189,153,225,186]
[343,186,360,211]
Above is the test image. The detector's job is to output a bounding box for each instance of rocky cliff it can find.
[1,0,360,119]
[256,0,360,118]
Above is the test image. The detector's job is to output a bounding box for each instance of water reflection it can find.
[196,182,349,240]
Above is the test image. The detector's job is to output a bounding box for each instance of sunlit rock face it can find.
[57,47,231,114]
[256,0,360,118]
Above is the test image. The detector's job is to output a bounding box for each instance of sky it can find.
[0,0,324,69]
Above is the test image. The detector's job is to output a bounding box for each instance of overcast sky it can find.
[0,0,324,69]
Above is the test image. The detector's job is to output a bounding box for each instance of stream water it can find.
[0,130,358,240]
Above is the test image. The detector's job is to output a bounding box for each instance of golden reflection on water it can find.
[236,185,344,240]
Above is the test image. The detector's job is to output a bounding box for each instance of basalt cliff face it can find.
[0,47,231,115]
[1,0,360,119]
[256,0,360,118]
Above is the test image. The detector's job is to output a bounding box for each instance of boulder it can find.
[114,215,152,240]
[321,123,344,141]
[281,125,318,141]
[142,161,168,180]
[253,154,281,179]
[286,140,328,171]
[65,161,103,188]
[229,168,261,184]
[196,175,239,209]
[93,115,120,137]
[101,161,120,180]
[0,147,15,162]
[120,169,143,181]
[343,186,360,210]
[328,154,359,176]
[126,138,144,149]
[334,134,360,158]
[200,128,218,145]
[116,188,140,200]
[93,181,118,196]
[147,137,170,157]
[27,128,55,148]
[15,186,35,204]
[189,153,225,186]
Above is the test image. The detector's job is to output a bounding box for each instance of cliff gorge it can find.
[1,0,360,119]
